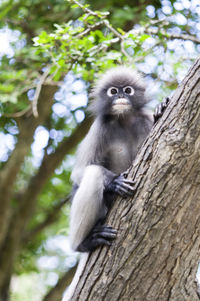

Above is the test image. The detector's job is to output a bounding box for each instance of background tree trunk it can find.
[70,58,200,301]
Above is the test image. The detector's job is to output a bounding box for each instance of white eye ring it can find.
[123,86,134,96]
[107,87,118,97]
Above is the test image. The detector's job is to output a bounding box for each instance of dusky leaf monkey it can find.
[69,66,169,252]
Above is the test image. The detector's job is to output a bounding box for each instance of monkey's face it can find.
[89,67,148,118]
[106,86,134,115]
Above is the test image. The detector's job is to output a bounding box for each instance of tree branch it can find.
[144,27,200,44]
[43,265,78,301]
[70,0,131,59]
[0,84,57,249]
[32,68,50,118]
[0,84,57,286]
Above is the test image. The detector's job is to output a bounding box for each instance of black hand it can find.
[105,173,136,197]
[154,97,170,123]
[77,224,117,252]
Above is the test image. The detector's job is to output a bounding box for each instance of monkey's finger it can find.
[93,227,117,235]
[115,177,135,186]
[102,228,117,234]
[116,186,135,197]
[163,97,170,106]
[119,182,136,192]
[155,97,170,116]
[116,183,136,191]
[116,182,135,191]
[93,231,117,240]
[155,104,163,116]
[122,185,136,195]
[93,238,112,247]
[155,102,164,116]
[122,179,135,186]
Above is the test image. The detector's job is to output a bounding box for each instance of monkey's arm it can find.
[70,119,101,185]
[70,166,135,252]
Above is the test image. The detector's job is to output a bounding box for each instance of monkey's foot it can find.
[106,173,135,197]
[154,97,170,123]
[77,225,117,252]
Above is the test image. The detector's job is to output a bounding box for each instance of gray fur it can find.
[91,66,145,98]
[69,66,153,251]
[89,66,149,116]
[70,165,106,250]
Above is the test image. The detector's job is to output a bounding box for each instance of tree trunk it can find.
[70,58,200,301]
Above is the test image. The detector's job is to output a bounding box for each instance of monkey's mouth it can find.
[112,98,132,114]
[112,98,131,115]
[112,98,131,106]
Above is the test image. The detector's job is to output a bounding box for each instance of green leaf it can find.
[139,34,150,42]
[117,28,125,35]
[0,83,15,93]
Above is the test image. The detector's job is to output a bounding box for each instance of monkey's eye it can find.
[107,87,118,97]
[123,86,134,96]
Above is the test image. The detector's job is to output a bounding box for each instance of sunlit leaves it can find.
[33,4,123,81]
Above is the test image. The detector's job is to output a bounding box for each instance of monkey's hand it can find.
[105,173,135,197]
[77,225,117,252]
[154,97,170,123]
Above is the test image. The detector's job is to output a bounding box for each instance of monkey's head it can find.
[90,66,149,118]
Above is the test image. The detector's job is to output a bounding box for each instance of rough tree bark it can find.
[69,58,200,301]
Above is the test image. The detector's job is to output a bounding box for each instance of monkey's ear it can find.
[88,84,110,117]
[87,90,98,116]
[87,94,108,117]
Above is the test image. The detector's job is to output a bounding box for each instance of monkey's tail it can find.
[62,252,89,301]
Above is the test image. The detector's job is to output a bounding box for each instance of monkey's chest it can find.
[106,141,133,174]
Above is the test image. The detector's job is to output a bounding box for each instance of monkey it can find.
[69,66,169,253]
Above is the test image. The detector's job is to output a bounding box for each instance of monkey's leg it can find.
[154,97,170,123]
[70,165,108,251]
[105,173,136,197]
